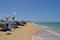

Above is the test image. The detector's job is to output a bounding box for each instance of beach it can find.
[32,23,60,40]
[0,22,41,40]
[0,22,60,40]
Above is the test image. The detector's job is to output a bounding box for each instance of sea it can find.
[34,22,60,33]
[32,22,60,40]
[35,22,60,29]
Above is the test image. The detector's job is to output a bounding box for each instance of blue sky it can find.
[0,0,60,22]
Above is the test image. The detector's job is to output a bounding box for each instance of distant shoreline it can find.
[33,22,60,33]
[31,22,60,40]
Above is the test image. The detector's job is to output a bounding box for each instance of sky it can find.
[0,0,60,22]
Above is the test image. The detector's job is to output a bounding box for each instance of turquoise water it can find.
[35,22,60,29]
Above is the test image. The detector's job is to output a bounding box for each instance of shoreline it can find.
[0,22,60,40]
[33,23,60,34]
[34,23,60,35]
[31,23,60,40]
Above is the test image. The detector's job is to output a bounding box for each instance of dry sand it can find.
[0,22,41,40]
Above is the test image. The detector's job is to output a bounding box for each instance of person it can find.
[2,16,12,31]
[2,22,9,31]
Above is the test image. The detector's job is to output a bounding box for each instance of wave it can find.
[31,23,60,40]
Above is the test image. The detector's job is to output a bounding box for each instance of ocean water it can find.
[35,22,60,29]
[34,22,60,34]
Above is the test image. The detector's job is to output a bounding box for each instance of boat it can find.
[0,16,27,31]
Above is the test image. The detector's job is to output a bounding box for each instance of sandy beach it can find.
[32,24,60,40]
[0,22,60,40]
[0,22,41,40]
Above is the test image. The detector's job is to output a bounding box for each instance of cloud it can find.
[13,12,16,15]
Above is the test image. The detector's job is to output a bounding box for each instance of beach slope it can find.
[0,22,41,40]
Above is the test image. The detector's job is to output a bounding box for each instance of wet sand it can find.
[0,22,41,40]
[32,24,60,40]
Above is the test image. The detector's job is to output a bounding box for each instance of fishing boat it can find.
[0,16,27,31]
